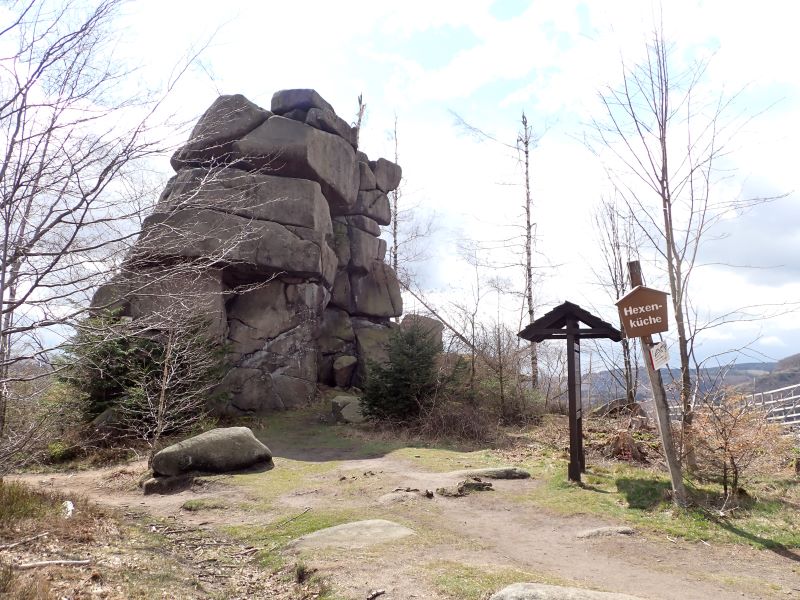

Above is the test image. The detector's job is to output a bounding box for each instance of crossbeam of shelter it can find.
[518,301,621,483]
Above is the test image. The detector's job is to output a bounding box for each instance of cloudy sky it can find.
[118,0,800,366]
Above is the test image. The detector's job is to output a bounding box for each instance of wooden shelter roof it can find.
[518,300,622,343]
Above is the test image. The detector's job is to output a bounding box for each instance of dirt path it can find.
[13,449,799,600]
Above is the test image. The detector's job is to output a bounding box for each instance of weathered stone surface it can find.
[105,87,406,417]
[159,168,333,234]
[331,219,351,265]
[348,227,382,274]
[353,322,392,385]
[287,519,414,550]
[346,215,381,237]
[330,395,358,421]
[340,398,365,423]
[91,276,132,314]
[318,307,355,354]
[280,108,308,122]
[128,269,227,339]
[329,270,352,311]
[333,355,358,388]
[271,89,334,116]
[358,161,377,191]
[171,94,271,171]
[235,116,358,213]
[151,427,272,477]
[306,107,354,145]
[489,583,645,600]
[135,209,332,284]
[222,281,324,413]
[371,157,402,193]
[348,189,391,225]
[351,261,402,317]
[401,314,444,352]
[142,475,194,496]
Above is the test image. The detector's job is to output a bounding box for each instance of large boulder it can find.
[401,314,444,352]
[271,89,334,116]
[305,107,354,146]
[351,261,403,317]
[134,209,336,286]
[348,189,391,225]
[171,94,271,171]
[151,427,272,476]
[158,168,333,234]
[370,158,402,193]
[222,280,325,413]
[234,116,358,213]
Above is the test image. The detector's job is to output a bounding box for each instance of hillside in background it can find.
[584,355,800,405]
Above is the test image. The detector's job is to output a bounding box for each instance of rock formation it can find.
[92,89,403,415]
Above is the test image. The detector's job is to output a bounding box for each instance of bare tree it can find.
[591,23,777,466]
[386,115,436,291]
[591,196,640,404]
[450,111,540,390]
[0,0,206,439]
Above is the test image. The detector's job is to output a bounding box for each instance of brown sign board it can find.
[616,286,669,338]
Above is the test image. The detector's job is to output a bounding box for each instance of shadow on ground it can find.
[242,408,487,463]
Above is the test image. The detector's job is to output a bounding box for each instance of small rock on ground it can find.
[490,583,646,599]
[576,526,635,539]
[437,478,493,497]
[287,519,414,550]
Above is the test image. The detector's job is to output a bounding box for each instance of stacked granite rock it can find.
[92,89,402,415]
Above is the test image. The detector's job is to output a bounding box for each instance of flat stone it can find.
[576,526,635,539]
[490,583,645,600]
[460,467,531,480]
[346,215,381,237]
[287,519,414,550]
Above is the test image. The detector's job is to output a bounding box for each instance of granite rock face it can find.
[92,89,404,414]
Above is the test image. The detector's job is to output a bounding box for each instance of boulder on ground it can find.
[151,427,272,477]
[576,526,635,539]
[490,583,645,600]
[590,398,647,418]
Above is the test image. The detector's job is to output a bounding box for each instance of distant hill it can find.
[751,352,800,392]
[584,358,794,404]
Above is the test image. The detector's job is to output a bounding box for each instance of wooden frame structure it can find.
[519,301,621,483]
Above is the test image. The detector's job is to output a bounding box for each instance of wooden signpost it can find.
[519,302,621,483]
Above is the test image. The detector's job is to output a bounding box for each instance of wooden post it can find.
[628,261,688,507]
[566,316,584,482]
